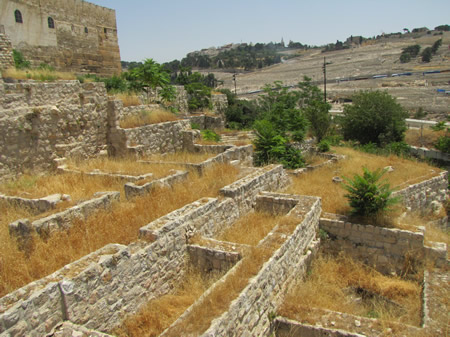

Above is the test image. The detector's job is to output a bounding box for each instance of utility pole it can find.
[233,73,237,95]
[322,57,332,103]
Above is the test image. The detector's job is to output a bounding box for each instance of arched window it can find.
[14,10,23,23]
[48,17,55,29]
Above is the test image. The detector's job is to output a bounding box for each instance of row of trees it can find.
[399,39,442,63]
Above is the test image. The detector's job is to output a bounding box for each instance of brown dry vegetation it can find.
[217,212,282,246]
[65,156,183,177]
[113,92,141,107]
[405,128,447,148]
[141,151,214,164]
[0,164,240,298]
[1,68,76,81]
[114,268,224,337]
[163,216,299,336]
[285,147,441,215]
[120,109,179,128]
[280,254,422,327]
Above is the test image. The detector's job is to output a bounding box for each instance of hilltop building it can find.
[0,0,121,76]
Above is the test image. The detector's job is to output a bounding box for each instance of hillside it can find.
[203,31,450,120]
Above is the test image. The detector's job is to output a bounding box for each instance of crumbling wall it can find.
[0,33,14,70]
[0,81,109,180]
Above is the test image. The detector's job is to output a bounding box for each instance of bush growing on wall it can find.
[13,50,31,69]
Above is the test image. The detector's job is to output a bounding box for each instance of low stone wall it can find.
[0,193,69,215]
[58,165,154,182]
[275,317,365,337]
[290,153,345,176]
[189,115,224,130]
[320,214,447,274]
[49,322,115,337]
[124,170,188,199]
[392,171,448,212]
[255,192,302,215]
[187,243,241,272]
[9,191,120,241]
[220,164,290,214]
[409,146,450,163]
[200,196,322,336]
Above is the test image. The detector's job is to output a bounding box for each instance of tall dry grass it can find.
[280,254,422,327]
[163,216,299,336]
[217,212,282,246]
[141,151,214,164]
[1,68,76,81]
[113,268,224,337]
[286,147,441,215]
[65,156,183,178]
[120,109,179,129]
[0,164,240,298]
[114,92,141,107]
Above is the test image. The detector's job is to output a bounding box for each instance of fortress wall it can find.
[0,81,109,180]
[0,0,121,75]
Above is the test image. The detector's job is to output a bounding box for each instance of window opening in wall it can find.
[14,10,23,23]
[84,27,88,34]
[48,17,55,29]
[104,27,107,34]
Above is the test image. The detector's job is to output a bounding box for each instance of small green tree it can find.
[432,39,442,54]
[421,47,433,62]
[342,167,400,217]
[185,82,212,111]
[341,90,408,146]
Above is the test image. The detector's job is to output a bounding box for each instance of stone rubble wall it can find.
[124,170,188,199]
[392,171,448,211]
[410,146,450,163]
[255,192,302,215]
[0,34,14,70]
[187,244,241,272]
[0,244,124,337]
[220,164,290,215]
[275,317,365,337]
[58,165,154,182]
[189,115,224,130]
[49,322,115,337]
[211,94,228,115]
[0,193,69,215]
[201,196,322,336]
[9,191,120,241]
[320,214,448,274]
[0,81,109,181]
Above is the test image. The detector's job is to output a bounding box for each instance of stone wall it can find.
[124,170,188,199]
[392,171,448,212]
[320,214,447,274]
[409,146,450,164]
[201,196,322,336]
[211,93,228,114]
[220,164,290,214]
[0,33,14,70]
[0,81,109,180]
[0,0,121,76]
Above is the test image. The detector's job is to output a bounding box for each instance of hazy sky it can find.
[88,0,449,63]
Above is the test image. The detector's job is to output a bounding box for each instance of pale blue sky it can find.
[88,0,449,63]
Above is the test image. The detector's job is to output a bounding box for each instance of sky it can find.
[88,0,450,64]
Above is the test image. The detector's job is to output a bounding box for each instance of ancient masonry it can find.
[0,32,14,70]
[0,80,448,336]
[0,0,121,75]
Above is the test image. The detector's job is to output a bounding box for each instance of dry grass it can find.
[0,164,240,298]
[65,156,182,178]
[164,216,299,336]
[120,109,179,128]
[113,268,224,337]
[0,172,125,201]
[285,146,441,215]
[280,253,422,327]
[114,92,141,107]
[1,68,76,81]
[405,128,447,148]
[217,212,282,246]
[141,151,214,164]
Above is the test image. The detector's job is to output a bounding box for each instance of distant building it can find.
[0,0,121,76]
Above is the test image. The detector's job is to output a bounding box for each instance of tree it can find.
[421,47,433,62]
[341,90,408,146]
[298,76,331,142]
[432,39,442,54]
[342,167,400,217]
[130,59,174,101]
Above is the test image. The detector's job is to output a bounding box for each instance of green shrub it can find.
[342,167,400,217]
[201,129,221,142]
[318,139,331,152]
[13,50,31,69]
[190,122,201,130]
[434,135,450,153]
[431,121,446,131]
[421,47,433,62]
[185,82,212,111]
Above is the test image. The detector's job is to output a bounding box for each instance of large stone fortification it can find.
[0,0,121,76]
